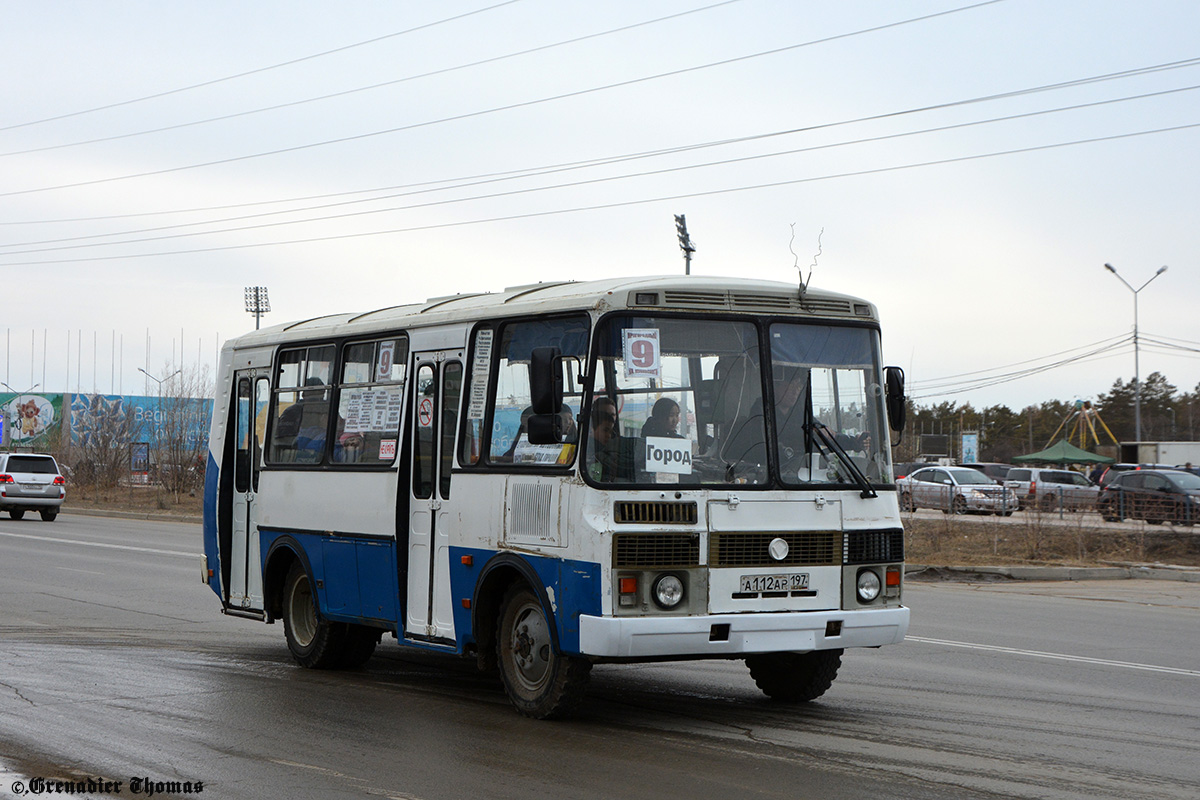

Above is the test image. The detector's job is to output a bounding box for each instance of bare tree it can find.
[147,363,213,502]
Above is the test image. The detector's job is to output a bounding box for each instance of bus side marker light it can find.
[461,555,474,567]
[462,599,471,609]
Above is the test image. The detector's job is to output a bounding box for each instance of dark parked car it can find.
[1098,469,1200,525]
[959,462,1014,484]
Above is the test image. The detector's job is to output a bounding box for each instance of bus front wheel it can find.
[496,584,591,719]
[282,561,345,669]
[746,649,842,702]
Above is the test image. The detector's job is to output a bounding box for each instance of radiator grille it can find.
[709,531,841,567]
[614,501,698,524]
[614,533,700,568]
[844,529,905,564]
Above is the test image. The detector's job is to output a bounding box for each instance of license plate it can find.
[739,573,809,593]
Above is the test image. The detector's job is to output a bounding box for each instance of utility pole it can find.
[244,286,271,330]
[1103,263,1168,444]
[674,214,696,275]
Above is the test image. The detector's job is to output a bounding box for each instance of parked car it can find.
[897,466,1016,515]
[0,453,66,521]
[958,462,1014,484]
[1098,469,1200,525]
[1004,467,1099,512]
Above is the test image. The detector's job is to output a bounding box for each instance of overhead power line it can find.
[0,0,527,133]
[0,119,1197,268]
[3,80,1196,253]
[0,0,1007,199]
[0,1,747,157]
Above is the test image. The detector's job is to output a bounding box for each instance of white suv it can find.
[0,453,66,521]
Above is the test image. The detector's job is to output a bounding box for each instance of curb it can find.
[906,564,1200,583]
[59,506,203,525]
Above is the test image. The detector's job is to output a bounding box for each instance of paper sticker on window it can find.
[645,436,692,475]
[623,329,661,380]
[378,439,397,460]
[377,340,396,382]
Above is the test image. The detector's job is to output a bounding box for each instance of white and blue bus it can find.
[202,276,910,718]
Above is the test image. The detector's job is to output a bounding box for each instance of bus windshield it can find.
[586,315,890,487]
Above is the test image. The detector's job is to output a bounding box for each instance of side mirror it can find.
[530,346,563,415]
[885,366,906,432]
[528,346,565,445]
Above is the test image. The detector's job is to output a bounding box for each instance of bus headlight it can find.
[652,574,685,609]
[856,569,881,603]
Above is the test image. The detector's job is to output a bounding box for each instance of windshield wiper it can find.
[806,418,878,499]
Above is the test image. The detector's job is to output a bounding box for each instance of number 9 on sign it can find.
[623,329,661,379]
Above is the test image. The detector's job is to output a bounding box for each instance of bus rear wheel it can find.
[496,584,591,719]
[282,561,345,669]
[746,649,843,702]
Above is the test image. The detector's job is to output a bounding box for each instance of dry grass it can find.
[904,512,1200,567]
[65,484,202,518]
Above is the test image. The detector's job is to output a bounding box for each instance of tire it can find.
[282,561,346,669]
[496,584,591,719]
[1039,494,1058,513]
[40,510,57,522]
[951,496,968,515]
[9,509,25,520]
[746,649,843,703]
[899,492,914,512]
[338,624,380,669]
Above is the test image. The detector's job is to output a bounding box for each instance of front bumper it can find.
[578,605,909,659]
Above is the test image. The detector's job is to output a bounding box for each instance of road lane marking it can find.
[907,635,1200,676]
[0,530,195,559]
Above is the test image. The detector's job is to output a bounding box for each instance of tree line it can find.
[895,372,1200,463]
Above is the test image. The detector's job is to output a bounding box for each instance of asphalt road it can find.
[1,515,1197,800]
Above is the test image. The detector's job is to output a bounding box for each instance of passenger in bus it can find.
[641,398,683,439]
[587,396,624,481]
[275,378,330,462]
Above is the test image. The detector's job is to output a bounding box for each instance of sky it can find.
[2,0,1197,409]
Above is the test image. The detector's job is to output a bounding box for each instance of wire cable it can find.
[0,118,1196,266]
[4,81,1197,252]
[0,0,527,133]
[0,1,747,157]
[0,0,1007,199]
[5,52,1195,231]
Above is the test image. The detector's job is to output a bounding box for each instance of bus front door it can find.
[229,371,269,610]
[405,351,464,645]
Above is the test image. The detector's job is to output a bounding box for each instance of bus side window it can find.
[412,364,435,499]
[268,344,334,464]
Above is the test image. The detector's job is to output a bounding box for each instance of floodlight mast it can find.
[674,214,696,275]
[244,286,271,330]
[1103,263,1168,444]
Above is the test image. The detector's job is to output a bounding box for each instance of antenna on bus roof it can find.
[790,225,822,297]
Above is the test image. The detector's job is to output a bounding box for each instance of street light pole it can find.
[1103,263,1168,445]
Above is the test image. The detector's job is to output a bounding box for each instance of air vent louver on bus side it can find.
[613,533,700,568]
[614,501,698,524]
[710,532,841,567]
[662,290,728,308]
[843,529,905,564]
